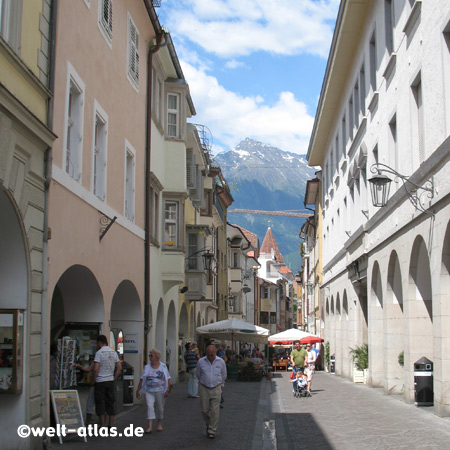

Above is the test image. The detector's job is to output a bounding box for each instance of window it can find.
[187,233,202,270]
[149,172,162,243]
[370,31,377,92]
[201,189,213,216]
[359,65,366,115]
[163,197,185,250]
[64,66,85,181]
[93,102,108,200]
[388,114,397,171]
[153,70,162,123]
[127,14,139,87]
[99,0,113,44]
[349,98,354,140]
[231,250,239,268]
[124,142,135,221]
[263,287,269,298]
[411,76,425,163]
[384,0,394,55]
[0,0,21,51]
[167,93,179,138]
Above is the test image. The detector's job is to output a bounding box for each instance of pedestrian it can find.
[184,342,199,398]
[305,343,317,393]
[136,348,171,434]
[290,340,308,374]
[196,344,227,439]
[92,335,122,428]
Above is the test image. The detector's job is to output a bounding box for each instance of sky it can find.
[157,0,340,156]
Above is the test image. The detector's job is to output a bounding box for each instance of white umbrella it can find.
[196,318,269,344]
[268,328,323,345]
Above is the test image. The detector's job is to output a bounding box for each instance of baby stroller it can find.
[291,372,310,398]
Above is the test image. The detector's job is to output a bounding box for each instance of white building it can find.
[307,0,450,416]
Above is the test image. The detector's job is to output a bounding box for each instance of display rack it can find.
[57,337,77,389]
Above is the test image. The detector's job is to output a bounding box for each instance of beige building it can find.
[0,1,56,448]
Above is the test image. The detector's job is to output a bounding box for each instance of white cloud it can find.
[183,63,314,155]
[224,59,245,69]
[162,0,339,58]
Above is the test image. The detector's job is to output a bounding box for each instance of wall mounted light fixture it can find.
[368,163,434,213]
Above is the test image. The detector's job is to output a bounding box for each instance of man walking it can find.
[184,342,199,398]
[92,335,122,428]
[290,340,308,374]
[196,345,227,439]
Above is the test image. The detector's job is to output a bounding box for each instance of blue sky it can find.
[157,0,340,155]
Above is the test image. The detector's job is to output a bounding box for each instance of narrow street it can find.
[48,371,450,450]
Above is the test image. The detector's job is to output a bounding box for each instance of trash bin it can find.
[414,357,433,406]
[123,362,134,406]
[330,354,335,373]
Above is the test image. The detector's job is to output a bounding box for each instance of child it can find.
[290,370,307,393]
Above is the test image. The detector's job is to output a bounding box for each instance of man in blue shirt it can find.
[196,345,227,439]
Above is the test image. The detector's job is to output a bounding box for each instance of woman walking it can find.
[136,349,171,433]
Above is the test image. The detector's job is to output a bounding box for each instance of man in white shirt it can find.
[196,345,227,439]
[93,335,122,428]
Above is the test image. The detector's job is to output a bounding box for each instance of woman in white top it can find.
[136,348,171,434]
[305,344,317,393]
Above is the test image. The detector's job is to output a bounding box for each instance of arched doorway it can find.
[155,299,165,356]
[0,188,28,439]
[110,280,142,394]
[369,261,383,387]
[407,235,433,404]
[386,251,404,393]
[166,301,177,379]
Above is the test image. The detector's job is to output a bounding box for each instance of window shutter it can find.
[101,0,113,38]
[129,19,139,83]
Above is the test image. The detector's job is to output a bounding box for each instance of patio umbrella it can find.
[299,335,324,345]
[196,318,269,345]
[268,328,323,345]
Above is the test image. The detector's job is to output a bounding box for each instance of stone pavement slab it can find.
[47,376,266,450]
[271,371,450,450]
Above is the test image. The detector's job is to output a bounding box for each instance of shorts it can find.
[94,381,115,416]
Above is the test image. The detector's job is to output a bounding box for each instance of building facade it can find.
[0,1,56,448]
[307,0,450,416]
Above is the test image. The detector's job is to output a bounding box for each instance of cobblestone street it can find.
[47,371,450,450]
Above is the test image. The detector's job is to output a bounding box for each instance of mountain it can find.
[215,138,317,273]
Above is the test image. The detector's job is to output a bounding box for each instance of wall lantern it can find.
[201,251,214,271]
[368,163,434,213]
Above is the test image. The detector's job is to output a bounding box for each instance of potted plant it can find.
[349,344,368,383]
[324,341,330,372]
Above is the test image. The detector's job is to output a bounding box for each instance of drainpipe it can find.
[41,0,58,431]
[143,1,165,364]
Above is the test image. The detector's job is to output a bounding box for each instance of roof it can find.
[230,224,259,255]
[260,227,284,263]
[279,266,292,274]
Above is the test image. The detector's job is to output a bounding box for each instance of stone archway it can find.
[50,265,104,342]
[407,235,433,403]
[369,261,384,387]
[0,188,28,438]
[341,290,350,378]
[179,303,188,342]
[155,299,165,356]
[386,251,404,393]
[437,221,450,416]
[166,301,177,379]
[111,280,142,386]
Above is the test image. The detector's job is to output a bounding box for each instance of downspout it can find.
[144,4,165,364]
[42,0,58,430]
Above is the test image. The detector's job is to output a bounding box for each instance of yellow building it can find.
[0,1,56,448]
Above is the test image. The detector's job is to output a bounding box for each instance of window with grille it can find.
[128,15,139,87]
[99,0,113,42]
[124,144,135,221]
[167,93,179,138]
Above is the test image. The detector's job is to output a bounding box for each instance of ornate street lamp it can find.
[368,163,434,213]
[201,250,214,271]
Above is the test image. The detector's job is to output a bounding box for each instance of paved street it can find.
[47,371,450,449]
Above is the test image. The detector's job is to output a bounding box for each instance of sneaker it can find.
[191,395,199,398]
